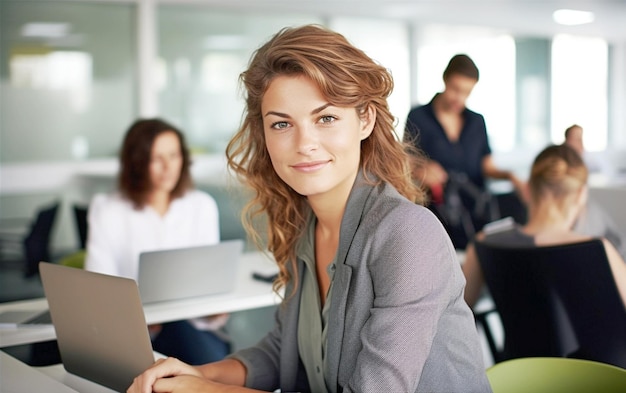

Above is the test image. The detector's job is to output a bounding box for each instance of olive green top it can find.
[297,214,336,393]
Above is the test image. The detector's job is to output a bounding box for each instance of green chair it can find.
[487,357,626,393]
[58,250,86,269]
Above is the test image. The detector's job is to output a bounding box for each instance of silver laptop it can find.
[137,239,243,304]
[39,261,155,392]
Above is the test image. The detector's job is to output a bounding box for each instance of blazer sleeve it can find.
[227,263,299,391]
[228,265,310,392]
[227,295,288,391]
[344,204,465,392]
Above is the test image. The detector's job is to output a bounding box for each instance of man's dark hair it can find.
[564,124,582,139]
[443,54,479,81]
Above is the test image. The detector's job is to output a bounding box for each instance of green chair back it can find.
[487,357,626,393]
[58,250,86,269]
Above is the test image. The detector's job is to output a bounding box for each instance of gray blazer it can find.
[231,175,492,392]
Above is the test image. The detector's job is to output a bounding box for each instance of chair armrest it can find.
[473,306,504,364]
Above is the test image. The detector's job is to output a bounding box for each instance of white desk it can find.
[0,298,54,348]
[0,351,79,392]
[1,350,170,393]
[36,364,117,393]
[0,251,281,349]
[144,251,281,325]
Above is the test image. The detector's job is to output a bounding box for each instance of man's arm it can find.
[481,155,514,181]
[482,155,528,204]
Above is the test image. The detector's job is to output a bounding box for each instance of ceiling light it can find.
[21,22,70,38]
[553,9,595,26]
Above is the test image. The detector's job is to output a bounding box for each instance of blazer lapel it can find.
[325,172,374,392]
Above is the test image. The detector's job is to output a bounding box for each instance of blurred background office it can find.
[1,0,626,295]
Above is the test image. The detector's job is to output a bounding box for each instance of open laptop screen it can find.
[39,262,155,392]
[137,239,243,304]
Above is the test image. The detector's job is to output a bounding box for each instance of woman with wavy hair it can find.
[129,25,489,393]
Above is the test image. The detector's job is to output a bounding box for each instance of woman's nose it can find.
[295,125,319,155]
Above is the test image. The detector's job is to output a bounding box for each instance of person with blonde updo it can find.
[462,144,626,308]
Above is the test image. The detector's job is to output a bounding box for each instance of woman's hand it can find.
[151,374,221,392]
[423,160,449,189]
[127,357,203,393]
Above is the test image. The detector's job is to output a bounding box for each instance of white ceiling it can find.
[172,0,626,42]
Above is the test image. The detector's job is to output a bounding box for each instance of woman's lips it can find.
[291,160,329,172]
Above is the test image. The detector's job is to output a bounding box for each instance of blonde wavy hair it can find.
[529,144,588,210]
[226,24,426,294]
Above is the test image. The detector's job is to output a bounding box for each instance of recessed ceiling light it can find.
[21,22,70,38]
[553,9,595,26]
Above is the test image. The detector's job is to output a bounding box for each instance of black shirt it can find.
[404,94,492,189]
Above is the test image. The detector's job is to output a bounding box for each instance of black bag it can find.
[432,172,499,249]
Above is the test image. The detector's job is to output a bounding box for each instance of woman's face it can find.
[262,75,374,202]
[441,73,477,113]
[148,131,183,194]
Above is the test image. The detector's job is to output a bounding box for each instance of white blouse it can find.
[85,190,220,280]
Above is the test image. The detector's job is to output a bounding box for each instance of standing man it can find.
[404,54,524,249]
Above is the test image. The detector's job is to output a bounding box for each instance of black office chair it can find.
[22,202,61,277]
[493,191,527,225]
[474,239,626,368]
[537,240,626,369]
[72,204,88,250]
[474,241,571,363]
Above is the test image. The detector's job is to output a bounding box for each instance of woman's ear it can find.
[359,105,376,141]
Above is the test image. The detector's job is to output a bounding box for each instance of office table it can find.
[0,250,281,349]
[0,297,54,348]
[0,350,171,393]
[1,351,81,392]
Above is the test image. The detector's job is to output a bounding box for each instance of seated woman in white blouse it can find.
[85,118,229,364]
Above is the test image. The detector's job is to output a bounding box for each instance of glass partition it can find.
[157,6,321,153]
[329,18,411,139]
[551,34,608,151]
[0,1,136,163]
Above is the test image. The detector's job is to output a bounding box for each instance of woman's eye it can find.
[319,115,336,124]
[271,121,289,130]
